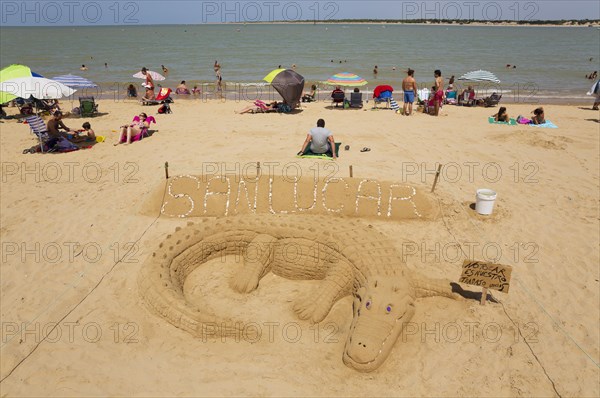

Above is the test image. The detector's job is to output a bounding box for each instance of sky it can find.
[1,0,599,26]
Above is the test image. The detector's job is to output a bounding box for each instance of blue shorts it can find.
[404,91,415,103]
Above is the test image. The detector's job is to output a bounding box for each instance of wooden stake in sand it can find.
[458,260,513,306]
[430,164,442,193]
[349,165,353,178]
[165,162,169,179]
[480,287,488,305]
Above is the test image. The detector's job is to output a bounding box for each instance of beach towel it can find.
[488,117,517,126]
[297,143,341,159]
[529,120,558,129]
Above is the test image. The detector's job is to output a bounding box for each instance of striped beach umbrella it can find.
[326,72,367,86]
[458,70,501,83]
[51,74,98,88]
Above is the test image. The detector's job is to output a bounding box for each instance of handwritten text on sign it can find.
[459,260,512,293]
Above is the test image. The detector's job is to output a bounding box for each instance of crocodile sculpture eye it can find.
[386,305,392,313]
[365,300,371,310]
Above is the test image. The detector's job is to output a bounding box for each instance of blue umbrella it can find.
[51,74,98,88]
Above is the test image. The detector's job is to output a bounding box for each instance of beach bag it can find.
[53,137,79,152]
[158,103,172,114]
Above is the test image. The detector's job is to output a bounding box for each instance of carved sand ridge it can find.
[138,215,458,372]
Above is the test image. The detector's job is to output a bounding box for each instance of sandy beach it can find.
[0,98,599,397]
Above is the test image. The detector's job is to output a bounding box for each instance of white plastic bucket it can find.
[475,189,497,215]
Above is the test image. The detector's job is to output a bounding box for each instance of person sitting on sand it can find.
[493,107,509,122]
[192,85,201,95]
[531,107,546,125]
[297,118,337,160]
[127,84,138,98]
[176,81,191,95]
[47,111,73,138]
[76,122,96,141]
[114,113,149,145]
[302,84,317,102]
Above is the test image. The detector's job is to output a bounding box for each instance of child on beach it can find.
[127,84,138,98]
[493,107,509,122]
[77,122,96,140]
[531,107,546,124]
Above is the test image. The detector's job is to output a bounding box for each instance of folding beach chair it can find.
[373,85,394,109]
[24,115,49,152]
[331,91,345,107]
[79,96,98,117]
[483,93,502,107]
[349,92,363,108]
[141,87,174,106]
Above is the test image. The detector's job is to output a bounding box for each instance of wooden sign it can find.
[459,260,512,293]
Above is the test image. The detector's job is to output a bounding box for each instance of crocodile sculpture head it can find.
[343,278,416,372]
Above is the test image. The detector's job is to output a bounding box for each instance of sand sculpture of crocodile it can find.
[138,215,459,372]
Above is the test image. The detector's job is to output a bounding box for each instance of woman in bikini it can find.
[114,113,149,145]
[493,107,509,122]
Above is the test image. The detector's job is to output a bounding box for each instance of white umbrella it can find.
[458,70,501,83]
[0,76,76,99]
[133,70,165,81]
[51,74,98,88]
[586,80,600,96]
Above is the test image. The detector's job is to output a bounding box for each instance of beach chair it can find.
[373,91,392,109]
[349,92,363,108]
[141,87,174,106]
[118,115,157,143]
[24,115,49,152]
[459,91,476,107]
[79,96,98,117]
[331,91,345,107]
[483,93,502,107]
[373,85,394,109]
[444,90,458,105]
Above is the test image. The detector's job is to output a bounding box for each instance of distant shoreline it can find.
[1,20,599,28]
[230,20,600,28]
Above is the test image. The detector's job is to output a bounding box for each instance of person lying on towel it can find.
[297,118,337,159]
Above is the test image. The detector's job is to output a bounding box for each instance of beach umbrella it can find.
[263,69,305,106]
[51,74,98,88]
[326,72,367,86]
[133,70,165,81]
[458,70,501,83]
[0,77,76,100]
[0,64,44,104]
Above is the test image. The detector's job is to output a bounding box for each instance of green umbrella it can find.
[0,64,35,104]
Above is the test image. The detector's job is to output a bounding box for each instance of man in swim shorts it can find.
[402,69,418,115]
